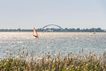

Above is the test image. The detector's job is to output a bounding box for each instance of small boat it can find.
[33,27,39,38]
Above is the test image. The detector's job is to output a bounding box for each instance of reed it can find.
[0,52,106,71]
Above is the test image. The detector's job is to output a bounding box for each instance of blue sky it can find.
[0,0,106,29]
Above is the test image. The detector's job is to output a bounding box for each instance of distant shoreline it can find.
[0,32,106,33]
[0,28,105,32]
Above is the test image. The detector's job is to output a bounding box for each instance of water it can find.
[0,32,106,58]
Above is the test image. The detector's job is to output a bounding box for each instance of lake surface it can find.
[0,32,106,58]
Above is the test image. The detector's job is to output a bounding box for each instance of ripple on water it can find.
[0,32,106,58]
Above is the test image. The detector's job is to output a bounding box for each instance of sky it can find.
[0,0,106,29]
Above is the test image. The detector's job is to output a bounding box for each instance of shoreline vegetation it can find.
[0,52,106,71]
[0,28,105,32]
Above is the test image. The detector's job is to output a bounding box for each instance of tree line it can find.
[0,28,105,32]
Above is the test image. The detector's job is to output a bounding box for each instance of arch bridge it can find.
[42,24,63,29]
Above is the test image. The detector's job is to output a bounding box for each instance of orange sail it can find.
[33,27,38,38]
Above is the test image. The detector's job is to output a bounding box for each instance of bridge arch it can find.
[42,24,63,29]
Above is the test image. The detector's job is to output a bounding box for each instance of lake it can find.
[0,32,106,58]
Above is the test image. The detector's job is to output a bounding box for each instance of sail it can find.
[33,27,38,38]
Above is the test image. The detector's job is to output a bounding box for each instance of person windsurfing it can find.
[33,27,39,38]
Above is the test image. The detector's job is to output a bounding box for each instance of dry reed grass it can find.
[0,52,106,71]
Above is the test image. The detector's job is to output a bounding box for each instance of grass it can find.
[0,52,106,71]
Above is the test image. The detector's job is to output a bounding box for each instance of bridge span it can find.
[42,24,63,29]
